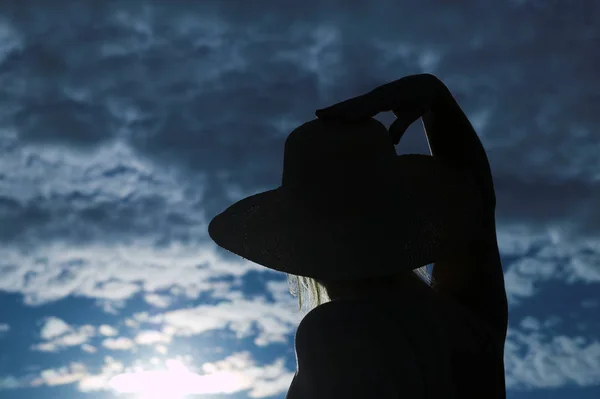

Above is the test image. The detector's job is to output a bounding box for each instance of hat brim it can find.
[208,155,484,280]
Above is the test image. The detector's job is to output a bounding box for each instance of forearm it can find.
[423,82,496,214]
[432,218,508,339]
[425,82,508,339]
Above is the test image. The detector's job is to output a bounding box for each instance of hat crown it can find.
[281,118,397,196]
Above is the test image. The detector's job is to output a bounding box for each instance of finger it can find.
[316,78,416,120]
[316,74,440,120]
[316,93,382,120]
[374,74,441,113]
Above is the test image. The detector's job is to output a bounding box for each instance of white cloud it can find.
[52,326,94,346]
[568,252,600,283]
[134,330,171,345]
[87,281,140,301]
[143,293,172,308]
[81,344,97,353]
[143,283,303,347]
[0,324,9,333]
[39,317,72,340]
[98,324,118,337]
[35,363,88,387]
[0,237,262,308]
[505,326,600,389]
[25,279,300,359]
[31,358,123,391]
[79,356,125,392]
[106,352,293,397]
[124,318,138,328]
[518,316,561,332]
[496,224,600,307]
[32,321,95,352]
[197,351,294,398]
[26,351,294,398]
[519,316,540,331]
[102,337,135,351]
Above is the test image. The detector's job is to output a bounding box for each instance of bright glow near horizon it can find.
[108,359,248,398]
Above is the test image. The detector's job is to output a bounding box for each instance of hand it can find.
[316,73,449,145]
[316,73,496,211]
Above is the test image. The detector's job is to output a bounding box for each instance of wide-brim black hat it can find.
[208,118,484,280]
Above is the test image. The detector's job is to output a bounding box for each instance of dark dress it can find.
[285,272,506,399]
[286,81,509,398]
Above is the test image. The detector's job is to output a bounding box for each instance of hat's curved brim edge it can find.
[208,183,483,280]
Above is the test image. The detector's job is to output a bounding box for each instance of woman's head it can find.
[287,264,431,313]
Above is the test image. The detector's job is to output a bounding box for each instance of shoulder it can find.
[295,299,387,364]
[293,299,424,395]
[295,299,380,349]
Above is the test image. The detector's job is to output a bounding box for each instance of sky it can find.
[0,0,599,398]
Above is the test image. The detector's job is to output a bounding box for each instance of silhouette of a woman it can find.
[209,74,509,399]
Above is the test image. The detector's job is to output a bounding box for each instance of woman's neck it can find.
[322,271,430,301]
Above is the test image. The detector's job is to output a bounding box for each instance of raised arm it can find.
[422,83,508,342]
[315,74,508,341]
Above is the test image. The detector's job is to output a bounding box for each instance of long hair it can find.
[287,265,431,313]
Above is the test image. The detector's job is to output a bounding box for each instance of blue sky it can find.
[0,1,599,398]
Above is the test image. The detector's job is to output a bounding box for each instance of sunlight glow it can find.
[108,359,248,398]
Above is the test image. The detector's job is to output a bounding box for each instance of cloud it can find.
[101,337,135,351]
[134,330,171,345]
[81,344,97,353]
[0,324,9,333]
[26,352,294,398]
[106,352,294,397]
[141,281,304,347]
[39,317,72,339]
[32,325,96,353]
[26,279,298,359]
[0,376,22,390]
[497,224,600,307]
[30,358,121,391]
[0,0,597,317]
[0,235,262,308]
[32,317,96,352]
[0,2,596,331]
[505,323,600,389]
[143,293,172,308]
[35,363,88,387]
[98,324,119,337]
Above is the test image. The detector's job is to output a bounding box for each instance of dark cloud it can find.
[0,0,597,254]
[496,175,600,236]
